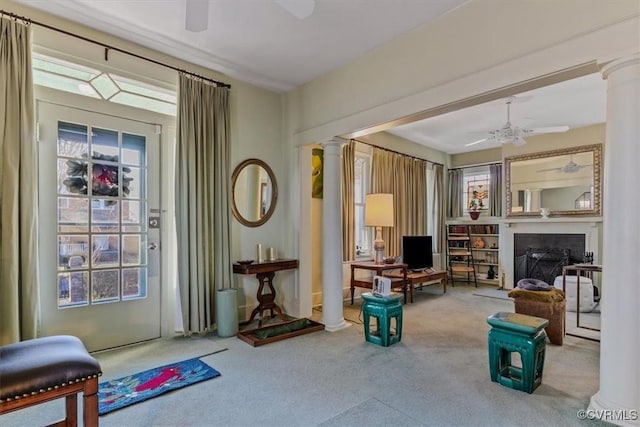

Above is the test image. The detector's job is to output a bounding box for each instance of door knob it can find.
[148,242,158,250]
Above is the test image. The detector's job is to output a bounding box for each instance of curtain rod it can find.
[448,161,502,171]
[0,9,231,89]
[351,138,444,167]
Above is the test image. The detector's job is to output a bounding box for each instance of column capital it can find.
[318,137,348,148]
[600,53,640,80]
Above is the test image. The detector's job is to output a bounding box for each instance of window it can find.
[462,167,490,213]
[33,53,176,116]
[354,152,371,256]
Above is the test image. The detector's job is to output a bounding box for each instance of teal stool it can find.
[487,312,549,393]
[362,292,403,347]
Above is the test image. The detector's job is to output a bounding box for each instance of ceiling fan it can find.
[185,0,316,32]
[536,155,592,174]
[465,96,570,148]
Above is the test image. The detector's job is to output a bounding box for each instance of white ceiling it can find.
[387,73,607,154]
[14,0,607,154]
[16,0,468,92]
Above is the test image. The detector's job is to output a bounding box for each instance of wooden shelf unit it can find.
[468,224,500,284]
[446,225,477,287]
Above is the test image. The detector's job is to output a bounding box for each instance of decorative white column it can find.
[320,138,350,331]
[525,188,541,212]
[590,54,640,425]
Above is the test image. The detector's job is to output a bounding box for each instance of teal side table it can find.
[362,292,403,347]
[487,312,549,393]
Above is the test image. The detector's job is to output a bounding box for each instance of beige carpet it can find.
[2,285,605,427]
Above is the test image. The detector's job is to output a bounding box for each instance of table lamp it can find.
[365,193,394,264]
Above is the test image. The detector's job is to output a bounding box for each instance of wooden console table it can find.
[350,262,408,304]
[233,259,298,326]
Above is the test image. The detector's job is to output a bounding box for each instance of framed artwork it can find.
[312,148,323,198]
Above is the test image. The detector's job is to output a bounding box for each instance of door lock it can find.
[148,216,161,229]
[148,242,158,250]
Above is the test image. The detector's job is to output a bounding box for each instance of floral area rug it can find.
[98,358,221,415]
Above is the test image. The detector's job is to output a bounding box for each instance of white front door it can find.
[38,101,161,351]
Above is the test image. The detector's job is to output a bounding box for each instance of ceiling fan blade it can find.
[527,126,570,134]
[537,167,562,173]
[185,0,209,32]
[464,137,490,147]
[275,0,316,19]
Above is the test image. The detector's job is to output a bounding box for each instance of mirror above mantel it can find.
[505,144,602,218]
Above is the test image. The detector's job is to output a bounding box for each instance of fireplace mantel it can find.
[504,217,602,226]
[500,218,602,289]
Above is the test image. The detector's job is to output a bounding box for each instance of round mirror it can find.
[231,158,278,227]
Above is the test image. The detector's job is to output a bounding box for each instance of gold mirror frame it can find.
[505,144,602,218]
[231,158,278,227]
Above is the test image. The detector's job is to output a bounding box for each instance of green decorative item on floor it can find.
[254,318,311,339]
[362,292,403,347]
[487,312,548,394]
[98,358,220,415]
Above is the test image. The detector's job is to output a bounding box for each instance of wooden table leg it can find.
[245,271,287,326]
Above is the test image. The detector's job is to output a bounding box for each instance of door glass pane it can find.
[59,159,88,195]
[92,234,120,267]
[122,267,147,300]
[122,200,145,232]
[58,235,89,270]
[58,197,88,232]
[91,160,120,198]
[58,271,89,308]
[122,234,146,266]
[91,127,118,158]
[123,133,146,166]
[57,122,88,158]
[92,269,120,303]
[91,199,119,232]
[126,167,142,199]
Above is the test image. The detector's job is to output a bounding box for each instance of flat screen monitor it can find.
[402,235,433,272]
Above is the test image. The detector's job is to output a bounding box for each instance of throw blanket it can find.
[508,288,565,303]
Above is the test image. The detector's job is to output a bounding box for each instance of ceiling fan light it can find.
[185,0,209,32]
[513,136,527,146]
[275,0,316,19]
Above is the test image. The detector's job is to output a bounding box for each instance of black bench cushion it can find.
[0,335,102,401]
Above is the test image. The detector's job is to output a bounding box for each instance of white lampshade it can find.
[365,193,394,227]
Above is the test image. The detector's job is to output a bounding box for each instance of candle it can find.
[256,244,263,263]
[268,247,276,261]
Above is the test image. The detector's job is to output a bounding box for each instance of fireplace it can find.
[502,220,600,289]
[513,233,586,285]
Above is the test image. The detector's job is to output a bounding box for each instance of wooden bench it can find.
[385,269,447,303]
[0,335,102,427]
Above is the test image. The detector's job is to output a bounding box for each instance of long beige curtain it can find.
[432,164,445,255]
[489,163,502,217]
[371,148,428,257]
[175,74,232,334]
[447,168,463,218]
[0,17,39,345]
[341,140,355,261]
